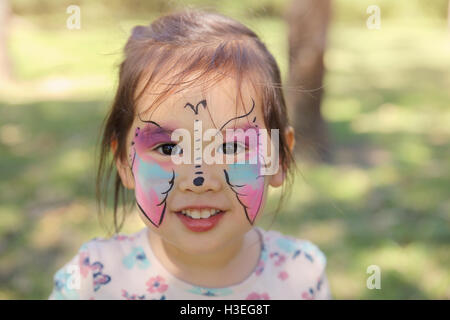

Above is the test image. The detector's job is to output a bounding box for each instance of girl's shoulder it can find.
[49,228,147,299]
[257,227,327,273]
[79,228,148,260]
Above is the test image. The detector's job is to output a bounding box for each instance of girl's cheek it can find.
[133,127,175,172]
[130,136,175,227]
[226,150,265,224]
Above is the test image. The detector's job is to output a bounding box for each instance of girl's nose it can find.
[177,166,222,193]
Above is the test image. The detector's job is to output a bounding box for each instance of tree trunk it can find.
[0,0,12,83]
[285,0,333,163]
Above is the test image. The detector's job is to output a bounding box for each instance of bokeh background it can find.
[0,0,449,299]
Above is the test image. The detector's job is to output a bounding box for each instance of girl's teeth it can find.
[200,210,211,219]
[180,209,221,219]
[191,210,200,219]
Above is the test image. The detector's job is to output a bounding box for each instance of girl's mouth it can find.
[175,208,226,232]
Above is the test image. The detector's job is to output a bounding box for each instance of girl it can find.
[49,9,332,300]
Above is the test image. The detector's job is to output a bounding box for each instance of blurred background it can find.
[0,0,449,299]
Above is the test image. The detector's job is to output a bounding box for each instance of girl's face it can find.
[116,76,287,255]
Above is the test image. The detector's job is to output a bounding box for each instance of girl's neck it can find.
[147,227,262,288]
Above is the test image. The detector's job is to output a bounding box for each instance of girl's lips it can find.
[175,210,226,232]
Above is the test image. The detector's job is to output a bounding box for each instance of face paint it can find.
[223,126,265,224]
[136,125,174,156]
[130,97,266,227]
[131,125,175,227]
[184,100,206,187]
[184,100,207,115]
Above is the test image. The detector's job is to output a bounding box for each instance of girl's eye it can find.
[218,142,246,154]
[155,143,182,156]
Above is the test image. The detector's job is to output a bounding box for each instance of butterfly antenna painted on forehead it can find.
[218,98,255,132]
[137,112,161,127]
[138,95,166,123]
[184,100,207,115]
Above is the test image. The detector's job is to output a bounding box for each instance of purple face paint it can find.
[223,126,265,224]
[135,126,174,159]
[131,125,176,227]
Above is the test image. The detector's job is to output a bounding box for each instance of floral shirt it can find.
[48,226,332,300]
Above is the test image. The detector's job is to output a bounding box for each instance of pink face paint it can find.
[131,125,176,227]
[134,125,175,161]
[223,126,265,224]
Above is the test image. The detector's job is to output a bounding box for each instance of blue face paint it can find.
[132,126,176,227]
[224,133,265,224]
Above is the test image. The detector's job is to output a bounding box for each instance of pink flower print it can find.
[114,234,135,241]
[302,288,315,300]
[122,289,146,300]
[275,255,286,266]
[79,251,91,278]
[146,275,168,293]
[278,271,289,280]
[269,252,286,266]
[246,292,270,300]
[255,260,265,276]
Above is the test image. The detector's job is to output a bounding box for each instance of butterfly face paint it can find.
[130,123,176,227]
[130,96,268,227]
[221,105,265,225]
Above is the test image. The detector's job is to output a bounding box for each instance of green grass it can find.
[0,8,449,299]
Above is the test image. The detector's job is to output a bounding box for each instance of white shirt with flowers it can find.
[48,226,332,300]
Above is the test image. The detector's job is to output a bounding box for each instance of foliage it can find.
[1,1,449,299]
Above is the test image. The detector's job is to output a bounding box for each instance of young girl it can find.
[49,9,332,300]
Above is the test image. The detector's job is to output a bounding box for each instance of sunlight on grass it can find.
[55,149,92,176]
[297,219,346,247]
[0,206,23,234]
[368,165,400,186]
[0,124,25,146]
[358,243,450,299]
[331,270,366,299]
[351,103,450,135]
[322,98,362,122]
[309,165,372,201]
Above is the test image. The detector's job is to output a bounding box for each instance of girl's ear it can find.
[268,126,295,188]
[111,139,135,190]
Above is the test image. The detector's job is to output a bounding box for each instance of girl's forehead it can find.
[134,77,263,129]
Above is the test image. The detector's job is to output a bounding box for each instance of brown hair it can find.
[96,9,296,234]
